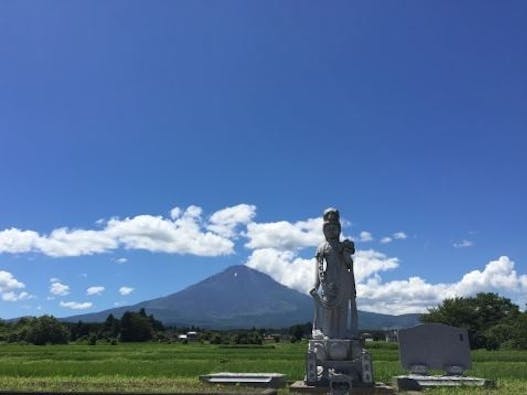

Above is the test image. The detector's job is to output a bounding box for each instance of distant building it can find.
[361,332,374,342]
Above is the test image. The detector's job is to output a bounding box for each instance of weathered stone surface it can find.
[199,372,287,388]
[393,374,495,390]
[303,209,374,391]
[310,208,358,340]
[398,323,471,374]
[290,381,395,394]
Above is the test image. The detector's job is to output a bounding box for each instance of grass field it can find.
[0,341,526,394]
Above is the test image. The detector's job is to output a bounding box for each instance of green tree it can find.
[24,316,69,345]
[422,293,521,349]
[101,314,121,339]
[120,311,153,342]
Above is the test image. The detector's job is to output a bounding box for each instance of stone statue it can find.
[299,208,374,392]
[309,208,359,339]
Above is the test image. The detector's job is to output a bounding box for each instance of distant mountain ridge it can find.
[62,265,420,330]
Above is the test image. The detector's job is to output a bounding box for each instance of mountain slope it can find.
[63,265,420,329]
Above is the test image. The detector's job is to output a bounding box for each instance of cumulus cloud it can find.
[354,250,400,281]
[0,229,40,254]
[207,204,256,238]
[60,301,93,310]
[379,233,406,244]
[86,286,105,296]
[245,217,324,250]
[451,256,526,295]
[114,257,128,264]
[359,231,373,242]
[119,286,134,296]
[245,248,399,294]
[453,240,474,248]
[358,256,527,314]
[393,232,407,240]
[50,281,70,296]
[245,248,315,293]
[0,270,25,292]
[246,223,526,315]
[0,270,31,302]
[0,204,250,258]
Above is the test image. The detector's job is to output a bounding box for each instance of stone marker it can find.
[199,372,286,389]
[394,323,495,390]
[399,323,471,375]
[290,208,394,395]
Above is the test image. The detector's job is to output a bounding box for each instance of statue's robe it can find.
[313,240,358,339]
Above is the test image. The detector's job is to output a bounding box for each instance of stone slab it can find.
[398,323,471,373]
[289,381,394,395]
[394,375,496,391]
[0,391,278,395]
[199,372,287,388]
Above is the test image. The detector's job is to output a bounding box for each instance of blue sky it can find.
[1,2,526,319]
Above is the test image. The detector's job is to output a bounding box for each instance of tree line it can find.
[1,293,525,349]
[0,308,164,345]
[421,292,527,350]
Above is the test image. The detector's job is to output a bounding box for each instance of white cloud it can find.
[60,301,93,310]
[245,248,399,294]
[2,291,31,302]
[169,207,182,220]
[37,228,117,257]
[245,217,324,250]
[114,257,128,264]
[245,248,315,293]
[105,210,233,256]
[0,205,239,258]
[359,231,373,242]
[119,286,134,296]
[245,219,527,315]
[354,250,400,282]
[357,256,527,314]
[453,239,474,248]
[0,270,25,292]
[207,204,256,238]
[451,256,525,295]
[393,232,407,240]
[0,271,31,302]
[357,275,450,314]
[50,281,70,296]
[0,228,40,254]
[86,286,105,296]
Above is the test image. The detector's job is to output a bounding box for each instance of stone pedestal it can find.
[393,374,495,391]
[290,381,394,395]
[304,339,374,391]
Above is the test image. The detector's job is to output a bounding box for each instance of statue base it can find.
[290,381,395,395]
[305,339,374,391]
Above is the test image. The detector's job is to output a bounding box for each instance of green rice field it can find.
[0,341,526,394]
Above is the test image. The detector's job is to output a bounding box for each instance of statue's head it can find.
[322,207,341,241]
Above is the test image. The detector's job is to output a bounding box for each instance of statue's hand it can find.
[309,288,318,297]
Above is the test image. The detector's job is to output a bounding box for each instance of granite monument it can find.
[301,208,375,393]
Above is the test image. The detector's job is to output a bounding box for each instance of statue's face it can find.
[323,222,340,241]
